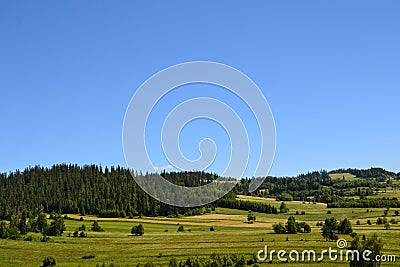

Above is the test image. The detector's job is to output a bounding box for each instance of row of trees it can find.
[321,217,353,241]
[217,199,278,214]
[0,213,108,241]
[273,216,311,234]
[0,212,66,240]
[327,198,400,208]
[272,216,353,241]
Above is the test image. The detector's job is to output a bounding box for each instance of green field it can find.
[1,197,399,266]
[329,173,358,181]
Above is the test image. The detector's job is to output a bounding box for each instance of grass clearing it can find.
[1,196,400,266]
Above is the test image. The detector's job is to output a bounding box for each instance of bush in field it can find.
[41,256,56,267]
[273,223,286,234]
[131,224,144,236]
[247,210,256,224]
[91,221,104,232]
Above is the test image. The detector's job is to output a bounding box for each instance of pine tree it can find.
[279,202,288,213]
[285,216,298,234]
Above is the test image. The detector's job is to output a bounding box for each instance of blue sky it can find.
[0,1,399,176]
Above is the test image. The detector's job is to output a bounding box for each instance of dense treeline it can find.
[328,198,400,208]
[1,164,398,220]
[237,169,396,204]
[217,199,278,214]
[0,164,219,220]
[331,167,398,180]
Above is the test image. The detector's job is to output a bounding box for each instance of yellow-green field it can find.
[329,173,357,181]
[1,197,399,266]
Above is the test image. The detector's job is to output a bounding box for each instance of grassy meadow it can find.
[1,194,399,267]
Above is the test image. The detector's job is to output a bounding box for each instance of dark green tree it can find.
[37,213,48,234]
[8,226,21,240]
[169,258,178,267]
[298,222,311,233]
[46,215,65,236]
[322,217,338,241]
[18,212,28,235]
[42,256,56,267]
[0,221,9,238]
[350,234,383,267]
[279,202,288,213]
[91,221,104,232]
[338,218,353,234]
[131,224,144,236]
[247,210,256,224]
[285,216,299,234]
[273,223,286,234]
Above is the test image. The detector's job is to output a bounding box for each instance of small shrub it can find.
[42,256,56,267]
[24,235,33,241]
[131,224,144,236]
[41,235,51,242]
[210,226,215,231]
[177,225,184,232]
[91,221,104,232]
[82,255,95,259]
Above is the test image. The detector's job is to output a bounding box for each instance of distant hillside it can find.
[237,168,400,206]
[0,165,220,220]
[330,167,398,179]
[1,165,399,219]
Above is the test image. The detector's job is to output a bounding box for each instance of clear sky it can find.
[0,1,399,177]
